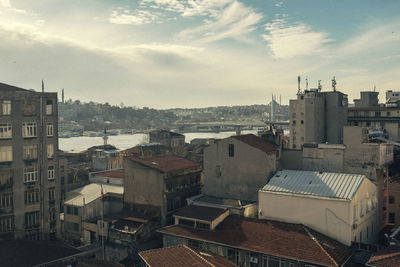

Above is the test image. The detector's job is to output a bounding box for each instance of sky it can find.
[0,0,399,108]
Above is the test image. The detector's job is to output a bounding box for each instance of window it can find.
[375,111,381,117]
[353,205,358,222]
[47,144,54,158]
[0,193,13,209]
[389,195,395,204]
[73,207,79,215]
[24,166,38,183]
[301,120,304,124]
[387,111,391,116]
[67,206,72,214]
[0,146,12,162]
[25,211,39,228]
[228,144,234,157]
[24,189,39,205]
[179,219,194,228]
[49,188,55,202]
[46,100,53,115]
[46,123,54,137]
[216,165,221,177]
[360,200,364,217]
[196,222,210,230]
[389,213,395,224]
[23,145,37,160]
[48,166,55,180]
[0,216,13,232]
[188,239,202,249]
[372,194,377,209]
[0,123,12,138]
[366,198,371,213]
[0,169,12,187]
[292,120,296,125]
[1,100,11,115]
[22,122,37,137]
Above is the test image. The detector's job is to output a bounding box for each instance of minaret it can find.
[103,128,108,145]
[62,88,65,103]
[41,80,44,92]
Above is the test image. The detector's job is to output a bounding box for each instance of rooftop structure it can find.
[65,183,123,207]
[139,245,237,267]
[129,155,200,173]
[159,216,353,267]
[231,134,278,153]
[261,170,365,200]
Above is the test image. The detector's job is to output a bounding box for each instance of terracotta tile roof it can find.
[129,155,200,173]
[366,247,400,267]
[232,134,278,154]
[94,170,124,179]
[158,216,352,267]
[139,245,237,267]
[174,205,227,222]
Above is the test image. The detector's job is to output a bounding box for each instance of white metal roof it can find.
[65,183,123,207]
[260,170,365,200]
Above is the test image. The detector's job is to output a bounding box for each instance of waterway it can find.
[59,130,258,152]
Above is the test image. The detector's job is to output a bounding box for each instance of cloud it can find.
[108,9,163,25]
[178,1,262,44]
[140,0,232,17]
[275,1,283,7]
[262,19,332,59]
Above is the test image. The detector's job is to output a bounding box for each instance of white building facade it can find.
[258,170,378,246]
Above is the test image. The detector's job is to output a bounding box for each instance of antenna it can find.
[62,88,65,103]
[332,76,336,92]
[41,80,44,93]
[318,80,322,91]
[305,76,309,90]
[374,85,376,92]
[297,76,301,93]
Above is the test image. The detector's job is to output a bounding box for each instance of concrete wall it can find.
[280,149,302,170]
[203,137,277,202]
[258,177,378,246]
[302,145,345,172]
[123,158,164,219]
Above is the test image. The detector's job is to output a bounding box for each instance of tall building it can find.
[0,82,60,240]
[289,87,348,149]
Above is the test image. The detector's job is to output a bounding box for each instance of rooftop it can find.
[366,247,400,267]
[93,169,124,179]
[139,245,237,267]
[174,205,227,222]
[231,134,278,154]
[129,155,200,173]
[159,216,352,267]
[0,82,30,92]
[260,170,365,200]
[189,194,254,208]
[65,183,123,206]
[150,129,184,137]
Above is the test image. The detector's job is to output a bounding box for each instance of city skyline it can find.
[0,0,399,108]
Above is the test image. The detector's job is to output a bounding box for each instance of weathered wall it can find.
[203,137,277,202]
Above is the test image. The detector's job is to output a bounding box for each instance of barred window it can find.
[0,216,13,232]
[24,189,39,205]
[0,146,12,162]
[23,145,38,160]
[0,123,12,138]
[49,188,55,202]
[25,211,39,228]
[48,166,55,180]
[0,193,13,209]
[24,166,38,183]
[1,100,11,115]
[47,144,54,158]
[46,123,54,137]
[22,122,37,138]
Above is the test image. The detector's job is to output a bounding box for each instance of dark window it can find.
[179,219,194,227]
[188,239,202,249]
[301,120,304,124]
[387,111,391,116]
[67,206,71,214]
[300,96,304,99]
[375,111,381,117]
[389,196,395,204]
[196,222,210,230]
[74,223,79,231]
[73,207,79,215]
[389,213,395,224]
[292,120,296,125]
[228,144,234,157]
[367,122,371,126]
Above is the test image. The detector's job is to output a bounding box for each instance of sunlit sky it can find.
[0,0,399,108]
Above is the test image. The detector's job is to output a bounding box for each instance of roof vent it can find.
[309,180,313,184]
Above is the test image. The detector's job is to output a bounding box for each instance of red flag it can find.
[101,184,107,201]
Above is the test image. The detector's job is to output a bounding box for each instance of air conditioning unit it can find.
[250,257,258,263]
[352,223,358,229]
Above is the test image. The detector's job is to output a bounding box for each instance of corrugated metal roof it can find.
[65,183,123,207]
[260,170,365,200]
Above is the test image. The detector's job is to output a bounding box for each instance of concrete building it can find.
[388,181,400,227]
[63,183,123,243]
[203,134,279,202]
[259,170,378,246]
[0,82,60,240]
[89,169,124,186]
[348,91,400,141]
[158,211,353,267]
[289,89,348,149]
[123,155,202,225]
[149,130,185,148]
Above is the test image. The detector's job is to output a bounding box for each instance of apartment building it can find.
[348,91,400,141]
[289,89,348,149]
[259,170,378,246]
[149,130,185,148]
[0,82,60,240]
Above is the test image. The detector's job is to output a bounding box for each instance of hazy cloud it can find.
[108,9,163,25]
[262,19,332,59]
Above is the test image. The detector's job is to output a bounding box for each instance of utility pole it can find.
[40,80,45,240]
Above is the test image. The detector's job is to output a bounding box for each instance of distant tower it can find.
[41,80,44,92]
[318,80,322,91]
[62,88,65,103]
[297,76,301,93]
[103,128,108,145]
[332,76,337,92]
[305,76,309,90]
[271,94,276,122]
[279,94,281,106]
